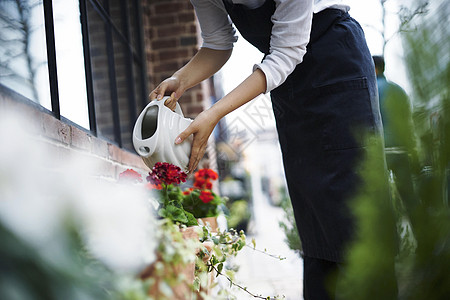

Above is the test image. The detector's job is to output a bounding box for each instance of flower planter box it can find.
[198,216,219,233]
[120,166,223,299]
[139,225,214,300]
[197,217,219,299]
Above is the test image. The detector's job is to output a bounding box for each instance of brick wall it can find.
[0,85,148,180]
[142,0,205,118]
[87,1,145,151]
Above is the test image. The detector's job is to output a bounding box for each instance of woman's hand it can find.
[149,76,185,111]
[148,48,232,111]
[174,68,266,173]
[175,109,220,173]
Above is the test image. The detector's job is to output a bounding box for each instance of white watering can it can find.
[133,97,193,170]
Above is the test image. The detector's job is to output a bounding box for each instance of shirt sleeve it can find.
[254,0,314,93]
[190,0,238,50]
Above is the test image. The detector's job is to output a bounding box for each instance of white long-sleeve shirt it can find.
[190,0,350,93]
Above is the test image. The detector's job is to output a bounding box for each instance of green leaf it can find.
[192,277,200,292]
[184,210,198,226]
[165,205,188,223]
[217,262,223,274]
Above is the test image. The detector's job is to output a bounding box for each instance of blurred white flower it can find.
[74,179,157,272]
[0,110,157,274]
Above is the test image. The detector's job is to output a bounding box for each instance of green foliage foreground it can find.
[339,2,450,299]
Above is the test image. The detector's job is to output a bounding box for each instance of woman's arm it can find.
[176,68,267,173]
[149,47,232,109]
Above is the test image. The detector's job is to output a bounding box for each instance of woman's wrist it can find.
[168,74,186,95]
[206,104,225,125]
[210,69,266,118]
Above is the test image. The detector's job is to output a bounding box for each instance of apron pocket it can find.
[319,77,377,151]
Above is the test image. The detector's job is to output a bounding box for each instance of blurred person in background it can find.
[373,55,419,212]
[150,1,395,299]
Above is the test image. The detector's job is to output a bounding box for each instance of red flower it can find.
[146,182,162,190]
[208,170,218,180]
[195,169,218,181]
[147,162,187,186]
[199,190,214,204]
[119,169,142,183]
[205,181,212,190]
[183,188,194,195]
[146,171,161,186]
[193,176,206,189]
[193,168,218,190]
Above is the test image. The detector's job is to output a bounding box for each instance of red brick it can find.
[151,38,178,50]
[154,2,184,14]
[147,28,154,39]
[120,148,148,168]
[181,0,194,10]
[159,48,189,61]
[195,92,204,103]
[91,137,109,158]
[146,53,156,62]
[180,35,197,46]
[108,143,122,162]
[71,125,92,151]
[178,12,195,23]
[41,113,71,145]
[156,24,186,38]
[179,93,192,104]
[186,104,204,116]
[155,73,173,83]
[153,61,179,73]
[150,14,176,26]
[108,143,148,171]
[188,24,197,33]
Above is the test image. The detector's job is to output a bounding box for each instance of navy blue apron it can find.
[223,0,386,262]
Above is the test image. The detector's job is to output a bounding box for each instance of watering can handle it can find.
[174,101,184,117]
[154,96,185,117]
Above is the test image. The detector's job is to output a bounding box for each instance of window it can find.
[0,0,148,151]
[86,0,147,150]
[0,0,51,110]
[53,0,89,128]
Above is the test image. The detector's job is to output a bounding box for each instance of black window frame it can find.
[13,0,148,149]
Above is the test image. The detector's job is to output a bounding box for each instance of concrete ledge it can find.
[1,84,149,180]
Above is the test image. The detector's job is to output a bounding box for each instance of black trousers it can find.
[303,256,342,300]
[303,255,398,300]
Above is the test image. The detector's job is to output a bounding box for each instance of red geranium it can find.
[181,168,224,218]
[193,176,205,189]
[193,168,218,190]
[147,162,187,186]
[195,169,218,181]
[146,182,162,190]
[199,190,214,204]
[183,188,194,195]
[146,171,161,185]
[119,169,143,183]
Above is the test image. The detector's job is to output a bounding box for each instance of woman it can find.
[150,1,388,299]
